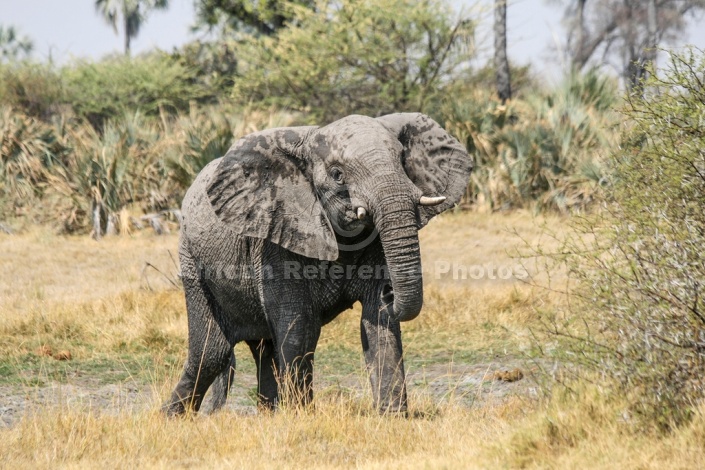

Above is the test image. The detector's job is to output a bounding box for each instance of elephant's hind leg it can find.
[163,252,233,416]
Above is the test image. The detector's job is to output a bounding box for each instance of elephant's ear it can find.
[376,113,473,226]
[207,126,339,261]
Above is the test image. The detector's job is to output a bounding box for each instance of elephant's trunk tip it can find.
[394,301,422,322]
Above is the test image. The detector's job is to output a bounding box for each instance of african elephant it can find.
[163,113,472,416]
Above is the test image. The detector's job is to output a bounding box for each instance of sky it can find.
[2,0,705,83]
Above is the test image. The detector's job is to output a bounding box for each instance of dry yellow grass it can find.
[0,228,180,309]
[0,211,702,468]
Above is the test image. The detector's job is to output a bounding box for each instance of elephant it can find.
[162,113,472,416]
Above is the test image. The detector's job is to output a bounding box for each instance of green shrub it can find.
[165,112,234,191]
[0,63,66,120]
[534,48,705,428]
[62,53,207,129]
[171,39,239,95]
[0,102,300,233]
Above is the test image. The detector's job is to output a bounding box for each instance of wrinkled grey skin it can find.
[163,113,472,416]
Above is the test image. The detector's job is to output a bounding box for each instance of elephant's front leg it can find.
[361,284,408,414]
[262,259,321,409]
[270,313,320,408]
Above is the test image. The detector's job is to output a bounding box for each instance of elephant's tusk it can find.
[357,207,367,220]
[419,195,446,207]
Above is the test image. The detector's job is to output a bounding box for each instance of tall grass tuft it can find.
[48,112,173,236]
[0,106,70,216]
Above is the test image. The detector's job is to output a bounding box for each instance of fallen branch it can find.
[139,209,183,235]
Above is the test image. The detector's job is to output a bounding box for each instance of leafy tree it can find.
[0,25,33,62]
[194,0,315,36]
[233,0,474,121]
[172,39,239,93]
[95,0,170,55]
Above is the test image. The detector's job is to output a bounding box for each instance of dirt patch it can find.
[0,358,541,427]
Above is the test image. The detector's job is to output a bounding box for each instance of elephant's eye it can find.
[329,166,344,184]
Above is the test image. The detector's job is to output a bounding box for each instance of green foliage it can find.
[165,112,234,190]
[62,54,206,129]
[0,100,298,232]
[171,39,239,94]
[0,25,33,63]
[165,106,298,190]
[233,0,474,121]
[0,54,214,127]
[442,63,535,101]
[443,69,618,212]
[535,48,705,428]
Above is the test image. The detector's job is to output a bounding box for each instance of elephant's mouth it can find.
[342,207,374,229]
[330,212,378,253]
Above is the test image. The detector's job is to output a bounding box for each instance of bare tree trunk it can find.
[647,0,658,63]
[124,15,131,56]
[494,0,511,103]
[629,0,658,95]
[92,198,102,240]
[572,0,588,70]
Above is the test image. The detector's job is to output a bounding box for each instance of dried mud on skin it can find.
[0,359,540,427]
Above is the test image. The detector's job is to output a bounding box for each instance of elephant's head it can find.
[207,113,472,321]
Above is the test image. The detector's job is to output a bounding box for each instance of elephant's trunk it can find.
[371,188,423,322]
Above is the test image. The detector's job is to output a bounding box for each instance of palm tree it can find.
[0,25,33,62]
[95,0,170,56]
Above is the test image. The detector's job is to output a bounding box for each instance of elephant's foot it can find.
[376,394,408,417]
[161,396,192,417]
[162,380,207,417]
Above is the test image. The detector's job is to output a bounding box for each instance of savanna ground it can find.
[1,210,705,468]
